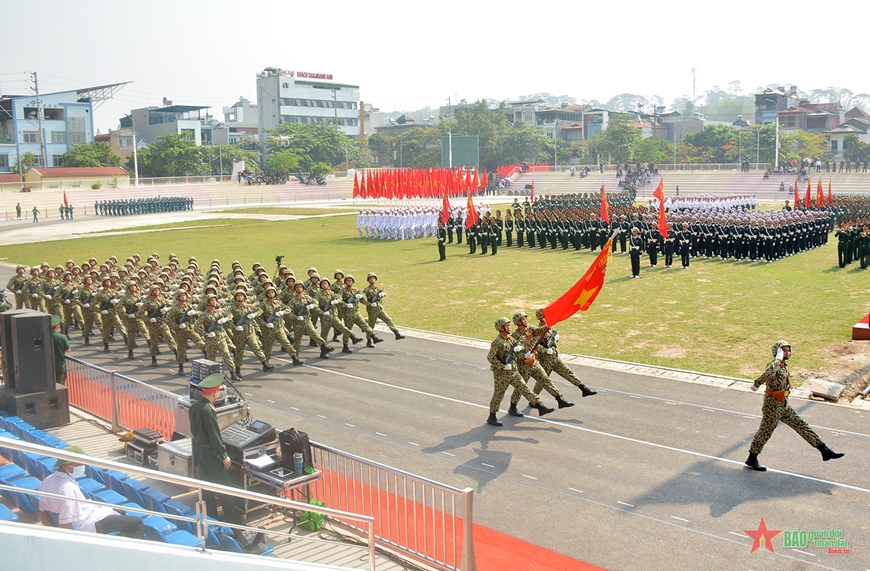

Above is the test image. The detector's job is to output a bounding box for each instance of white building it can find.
[129,104,214,147]
[256,67,361,142]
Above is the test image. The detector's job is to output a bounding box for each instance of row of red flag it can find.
[794,179,834,209]
[494,164,550,179]
[352,168,488,200]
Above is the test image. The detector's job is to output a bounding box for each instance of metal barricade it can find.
[64,357,179,439]
[310,441,477,571]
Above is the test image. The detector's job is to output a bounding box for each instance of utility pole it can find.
[30,72,48,169]
[691,67,696,105]
[132,131,140,187]
[447,98,453,168]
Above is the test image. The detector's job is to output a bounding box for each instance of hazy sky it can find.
[4,0,866,134]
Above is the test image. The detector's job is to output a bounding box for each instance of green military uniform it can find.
[51,315,70,385]
[93,280,119,351]
[227,293,272,377]
[257,289,300,363]
[196,298,236,379]
[534,309,597,397]
[340,277,378,348]
[78,280,100,345]
[286,284,333,359]
[139,287,178,364]
[166,291,206,375]
[119,286,147,358]
[314,284,359,352]
[6,267,28,310]
[188,373,241,524]
[362,273,404,340]
[24,270,44,311]
[486,317,550,426]
[508,321,568,409]
[746,340,844,471]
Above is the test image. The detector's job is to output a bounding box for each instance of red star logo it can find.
[744,517,782,554]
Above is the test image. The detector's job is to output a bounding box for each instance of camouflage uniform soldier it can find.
[40,269,63,318]
[286,282,335,359]
[330,270,347,341]
[6,265,28,309]
[228,289,274,379]
[93,276,120,351]
[196,295,236,380]
[745,340,845,471]
[78,276,100,346]
[533,308,597,397]
[58,272,80,336]
[341,275,380,348]
[119,283,147,360]
[314,278,362,353]
[257,286,303,366]
[486,317,555,426]
[138,285,178,366]
[24,267,44,311]
[166,290,206,376]
[508,311,573,415]
[362,272,405,340]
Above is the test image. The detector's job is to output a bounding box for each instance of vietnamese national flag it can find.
[652,179,668,238]
[793,180,800,208]
[805,180,812,210]
[352,172,360,198]
[600,184,610,222]
[827,178,833,206]
[472,168,480,193]
[367,170,374,199]
[542,240,614,326]
[465,189,479,229]
[816,178,824,208]
[479,169,488,191]
[530,180,535,203]
[360,171,367,198]
[63,190,69,205]
[441,188,450,223]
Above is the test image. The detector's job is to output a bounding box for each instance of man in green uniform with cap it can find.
[51,314,71,385]
[189,373,244,527]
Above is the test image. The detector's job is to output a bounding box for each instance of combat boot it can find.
[507,404,524,417]
[745,452,766,471]
[127,350,134,360]
[332,333,340,342]
[230,370,238,381]
[817,443,845,461]
[372,335,384,344]
[351,335,363,345]
[394,331,405,340]
[366,339,375,348]
[83,337,90,346]
[579,385,598,397]
[292,356,304,366]
[177,364,184,376]
[150,356,158,367]
[342,345,353,354]
[309,339,319,347]
[486,413,503,427]
[262,361,275,373]
[530,401,555,416]
[556,395,575,409]
[319,345,333,359]
[235,367,243,380]
[103,342,110,352]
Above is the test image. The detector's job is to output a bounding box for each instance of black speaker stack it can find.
[0,309,69,428]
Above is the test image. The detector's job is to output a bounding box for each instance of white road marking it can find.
[702,409,715,412]
[481,463,494,468]
[617,501,634,507]
[375,432,386,437]
[568,488,583,494]
[345,423,355,427]
[316,414,326,419]
[671,516,689,522]
[244,392,253,396]
[792,549,815,557]
[291,407,299,411]
[742,415,755,419]
[408,442,419,447]
[717,435,726,438]
[442,452,455,457]
[665,402,677,405]
[267,399,275,403]
[728,531,746,538]
[523,475,537,480]
[630,395,642,399]
[452,362,461,365]
[300,363,870,495]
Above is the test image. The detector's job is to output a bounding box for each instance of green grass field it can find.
[218,208,358,216]
[5,214,867,380]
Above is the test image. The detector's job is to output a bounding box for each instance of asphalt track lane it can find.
[51,331,866,571]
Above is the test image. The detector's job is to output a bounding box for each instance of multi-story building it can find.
[215,97,259,148]
[0,87,106,171]
[127,104,214,147]
[256,67,361,145]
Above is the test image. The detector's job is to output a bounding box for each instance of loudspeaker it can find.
[0,309,38,391]
[10,312,54,394]
[0,386,70,429]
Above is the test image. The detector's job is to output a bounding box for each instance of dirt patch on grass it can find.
[809,340,870,403]
[653,346,687,359]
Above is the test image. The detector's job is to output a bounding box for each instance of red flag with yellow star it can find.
[816,178,824,207]
[541,239,613,326]
[600,183,610,222]
[652,179,668,238]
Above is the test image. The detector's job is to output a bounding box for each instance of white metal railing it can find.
[309,441,476,571]
[0,437,376,569]
[64,357,180,439]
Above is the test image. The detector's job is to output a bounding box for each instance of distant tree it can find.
[843,134,870,162]
[598,113,641,164]
[393,128,441,168]
[310,162,332,177]
[633,137,673,164]
[206,144,261,175]
[266,149,301,174]
[367,133,392,164]
[265,122,349,171]
[126,133,207,177]
[62,141,121,167]
[780,130,830,163]
[11,152,38,174]
[500,123,554,165]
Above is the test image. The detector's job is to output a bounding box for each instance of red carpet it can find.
[473,523,607,571]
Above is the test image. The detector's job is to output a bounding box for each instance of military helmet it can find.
[334,269,344,278]
[310,273,320,280]
[512,311,527,325]
[344,274,355,282]
[495,317,510,331]
[367,272,378,280]
[535,308,545,321]
[771,340,791,356]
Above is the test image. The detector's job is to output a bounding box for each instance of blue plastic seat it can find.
[0,503,19,522]
[218,531,274,556]
[0,463,27,482]
[76,477,107,496]
[121,479,149,507]
[22,453,57,480]
[161,501,201,536]
[9,476,41,513]
[8,420,35,440]
[141,488,171,514]
[102,470,130,494]
[120,502,149,519]
[94,489,128,505]
[144,517,200,547]
[143,515,178,536]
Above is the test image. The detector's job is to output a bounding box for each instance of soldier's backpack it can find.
[279,427,312,471]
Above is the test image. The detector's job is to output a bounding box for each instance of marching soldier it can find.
[167,290,206,376]
[119,283,146,360]
[228,288,274,379]
[437,221,447,261]
[745,340,844,471]
[314,278,361,354]
[629,227,643,278]
[507,311,572,415]
[258,285,303,366]
[533,309,597,397]
[196,294,236,379]
[287,281,335,359]
[486,317,555,426]
[139,285,178,366]
[6,265,28,309]
[362,273,405,340]
[341,275,380,348]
